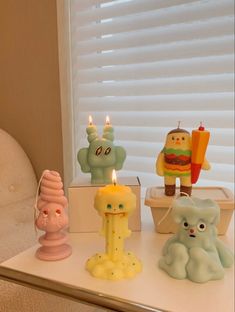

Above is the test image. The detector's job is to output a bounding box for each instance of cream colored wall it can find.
[0,0,64,180]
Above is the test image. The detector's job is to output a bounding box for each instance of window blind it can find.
[70,0,234,191]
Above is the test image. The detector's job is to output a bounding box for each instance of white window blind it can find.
[70,0,234,191]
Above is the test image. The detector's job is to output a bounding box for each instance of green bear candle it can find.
[77,116,126,184]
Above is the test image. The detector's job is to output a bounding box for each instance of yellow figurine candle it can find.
[156,122,211,196]
[86,170,142,280]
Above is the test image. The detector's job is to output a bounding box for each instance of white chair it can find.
[0,129,104,312]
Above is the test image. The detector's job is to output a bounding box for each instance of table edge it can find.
[0,265,166,312]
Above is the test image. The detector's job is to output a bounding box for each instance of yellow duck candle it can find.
[86,170,142,280]
[156,122,210,196]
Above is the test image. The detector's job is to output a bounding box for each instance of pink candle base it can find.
[36,232,72,261]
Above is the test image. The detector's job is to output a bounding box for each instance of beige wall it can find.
[0,0,63,180]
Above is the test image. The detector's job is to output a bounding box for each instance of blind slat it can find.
[78,110,234,128]
[76,55,234,83]
[75,16,234,55]
[75,0,199,27]
[122,143,234,165]
[77,74,234,97]
[71,0,113,11]
[77,93,234,112]
[76,36,234,69]
[79,138,234,165]
[124,157,234,182]
[78,126,234,147]
[74,0,233,40]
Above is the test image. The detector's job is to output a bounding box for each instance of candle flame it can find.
[88,115,93,125]
[112,169,117,186]
[105,115,110,125]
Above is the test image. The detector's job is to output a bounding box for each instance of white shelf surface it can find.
[0,208,234,312]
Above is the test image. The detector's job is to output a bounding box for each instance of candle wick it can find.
[177,121,181,128]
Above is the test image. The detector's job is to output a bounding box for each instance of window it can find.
[62,0,234,191]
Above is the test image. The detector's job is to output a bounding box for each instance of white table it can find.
[0,210,234,312]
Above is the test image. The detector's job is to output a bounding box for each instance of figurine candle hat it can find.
[156,122,210,196]
[86,170,142,280]
[77,116,126,184]
[159,196,234,283]
[35,170,72,261]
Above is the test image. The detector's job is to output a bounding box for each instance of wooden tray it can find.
[145,186,234,235]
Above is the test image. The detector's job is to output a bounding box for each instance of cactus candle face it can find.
[156,124,210,196]
[159,197,234,283]
[86,171,142,280]
[77,116,126,184]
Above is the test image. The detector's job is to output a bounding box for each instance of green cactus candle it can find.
[77,116,126,184]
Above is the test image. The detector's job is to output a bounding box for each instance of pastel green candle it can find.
[159,196,234,283]
[77,116,126,184]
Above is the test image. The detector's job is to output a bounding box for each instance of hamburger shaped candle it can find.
[77,116,126,184]
[86,170,142,280]
[156,123,210,196]
[35,170,72,261]
[159,196,234,283]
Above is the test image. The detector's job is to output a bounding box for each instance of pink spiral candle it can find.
[35,170,72,261]
[38,170,67,209]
